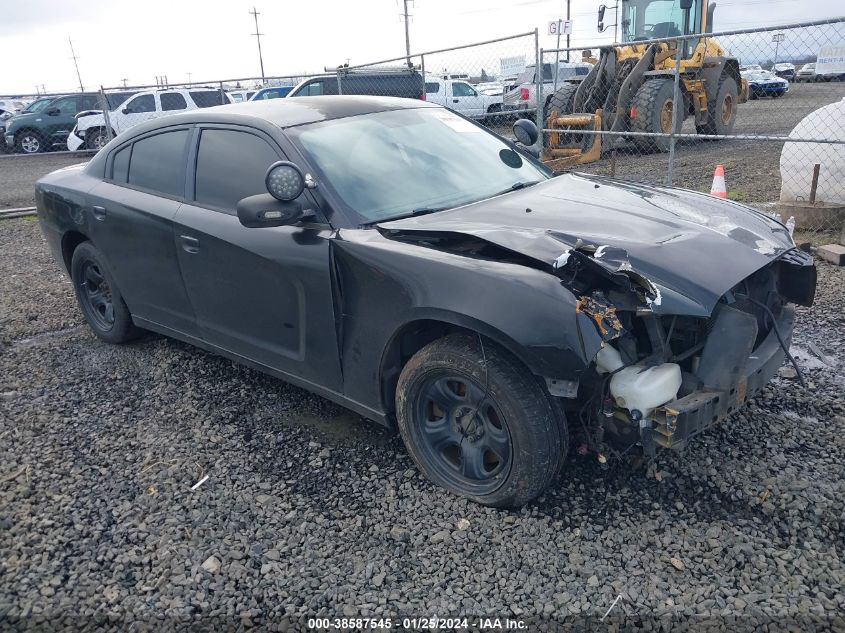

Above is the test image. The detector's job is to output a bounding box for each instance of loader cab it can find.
[619,0,703,43]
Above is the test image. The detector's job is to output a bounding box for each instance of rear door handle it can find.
[92,206,106,221]
[179,235,200,254]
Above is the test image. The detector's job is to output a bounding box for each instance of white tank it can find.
[595,344,624,374]
[609,363,682,417]
[779,96,845,205]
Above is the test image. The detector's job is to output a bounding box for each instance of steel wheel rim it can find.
[93,132,107,149]
[412,373,512,495]
[21,135,40,153]
[80,261,115,330]
[660,99,674,134]
[721,93,734,125]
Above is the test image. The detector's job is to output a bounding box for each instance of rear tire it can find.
[396,333,565,508]
[631,78,679,152]
[70,242,141,344]
[696,75,738,136]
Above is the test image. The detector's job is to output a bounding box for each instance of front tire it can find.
[70,242,141,344]
[16,130,44,154]
[84,127,111,150]
[631,78,680,152]
[396,333,565,508]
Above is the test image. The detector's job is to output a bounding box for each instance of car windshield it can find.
[289,107,550,223]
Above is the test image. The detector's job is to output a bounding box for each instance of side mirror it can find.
[680,0,693,9]
[597,4,606,31]
[513,118,539,147]
[46,107,60,116]
[237,194,303,228]
[122,107,130,115]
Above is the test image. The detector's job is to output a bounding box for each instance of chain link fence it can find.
[539,16,845,244]
[3,19,844,242]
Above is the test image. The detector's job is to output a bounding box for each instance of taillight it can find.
[420,92,426,101]
[629,106,638,119]
[520,88,530,101]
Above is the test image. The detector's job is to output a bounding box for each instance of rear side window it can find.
[161,93,187,111]
[425,82,440,94]
[189,90,225,107]
[301,81,324,96]
[111,145,131,182]
[125,95,155,114]
[127,130,189,197]
[194,129,280,213]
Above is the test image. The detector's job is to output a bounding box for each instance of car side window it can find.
[125,95,155,114]
[194,129,280,214]
[78,96,100,111]
[425,82,440,94]
[161,93,187,111]
[451,82,477,97]
[111,145,131,182]
[189,91,225,107]
[305,81,323,96]
[127,130,189,197]
[51,98,76,115]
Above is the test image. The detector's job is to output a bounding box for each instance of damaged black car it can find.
[35,96,816,507]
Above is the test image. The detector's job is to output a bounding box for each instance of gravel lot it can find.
[1,216,843,630]
[0,154,92,210]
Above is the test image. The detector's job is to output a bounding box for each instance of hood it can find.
[377,173,794,316]
[5,111,39,130]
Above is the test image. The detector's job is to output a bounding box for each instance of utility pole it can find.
[402,0,412,66]
[250,7,266,83]
[188,72,192,85]
[121,78,128,88]
[566,0,571,62]
[68,37,84,92]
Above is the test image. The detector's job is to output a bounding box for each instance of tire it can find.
[543,82,589,151]
[396,333,566,508]
[631,78,680,152]
[84,127,111,150]
[16,130,44,154]
[70,242,141,344]
[695,75,738,136]
[484,103,503,126]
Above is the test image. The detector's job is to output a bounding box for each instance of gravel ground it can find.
[0,154,92,210]
[1,217,843,631]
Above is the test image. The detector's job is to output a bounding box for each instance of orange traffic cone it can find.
[710,164,727,198]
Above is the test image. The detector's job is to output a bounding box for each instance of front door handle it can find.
[179,235,200,254]
[92,206,106,221]
[452,99,459,103]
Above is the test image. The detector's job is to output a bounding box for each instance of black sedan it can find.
[36,97,816,507]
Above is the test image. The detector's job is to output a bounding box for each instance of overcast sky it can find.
[2,0,843,95]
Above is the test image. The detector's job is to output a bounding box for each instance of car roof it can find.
[132,95,440,131]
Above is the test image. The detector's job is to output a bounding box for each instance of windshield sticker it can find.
[431,110,479,133]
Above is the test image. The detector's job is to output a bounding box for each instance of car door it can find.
[449,81,484,118]
[425,81,444,106]
[117,93,157,133]
[41,95,84,147]
[173,125,342,389]
[86,127,199,336]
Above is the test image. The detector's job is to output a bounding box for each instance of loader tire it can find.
[543,82,589,151]
[631,78,680,153]
[696,75,738,136]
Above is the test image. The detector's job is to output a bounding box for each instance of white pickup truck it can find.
[424,78,504,121]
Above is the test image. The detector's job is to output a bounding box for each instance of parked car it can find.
[744,70,789,99]
[795,63,817,82]
[5,93,109,154]
[740,64,763,73]
[249,86,293,100]
[424,77,503,120]
[503,62,592,115]
[771,63,796,81]
[228,90,257,102]
[68,88,229,151]
[35,96,815,507]
[288,69,425,99]
[0,99,26,114]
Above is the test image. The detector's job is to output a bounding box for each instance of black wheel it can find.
[631,78,680,152]
[70,242,140,344]
[396,333,566,507]
[696,75,738,136]
[16,130,44,154]
[484,103,503,126]
[84,127,110,150]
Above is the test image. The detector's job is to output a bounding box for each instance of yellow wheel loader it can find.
[543,0,748,169]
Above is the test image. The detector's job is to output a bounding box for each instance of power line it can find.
[250,7,266,83]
